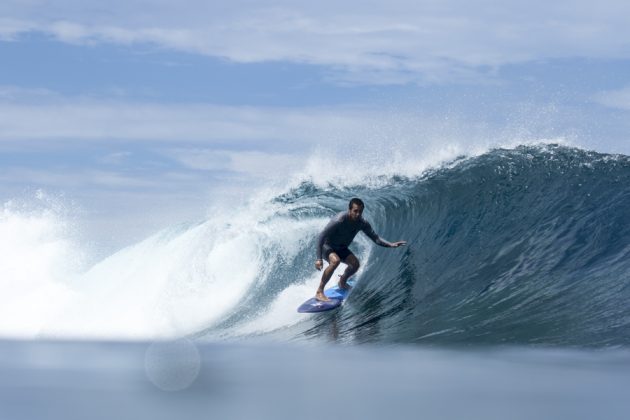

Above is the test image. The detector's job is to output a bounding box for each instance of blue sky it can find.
[2,0,630,252]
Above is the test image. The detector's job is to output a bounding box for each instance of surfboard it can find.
[297,279,355,313]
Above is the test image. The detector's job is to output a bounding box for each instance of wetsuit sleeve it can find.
[316,217,339,259]
[362,220,392,248]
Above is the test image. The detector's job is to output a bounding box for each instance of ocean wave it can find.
[211,144,630,347]
[3,144,629,346]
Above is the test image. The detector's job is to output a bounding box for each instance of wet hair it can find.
[348,198,365,210]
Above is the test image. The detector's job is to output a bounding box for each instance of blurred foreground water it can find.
[1,339,628,420]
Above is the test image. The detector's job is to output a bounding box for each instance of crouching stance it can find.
[314,198,407,302]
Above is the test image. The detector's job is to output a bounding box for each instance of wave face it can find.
[204,145,630,347]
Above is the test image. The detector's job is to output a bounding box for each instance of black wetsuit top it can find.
[316,211,391,260]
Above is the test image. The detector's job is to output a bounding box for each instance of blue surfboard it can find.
[297,279,355,313]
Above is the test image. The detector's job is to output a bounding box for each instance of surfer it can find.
[315,198,407,302]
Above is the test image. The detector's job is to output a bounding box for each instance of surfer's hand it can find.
[392,241,407,248]
[315,259,323,270]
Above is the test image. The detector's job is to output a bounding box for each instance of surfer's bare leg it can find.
[316,253,341,301]
[338,254,359,290]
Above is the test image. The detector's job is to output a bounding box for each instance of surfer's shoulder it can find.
[359,216,372,228]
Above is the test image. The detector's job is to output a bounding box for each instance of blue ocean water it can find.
[1,339,629,420]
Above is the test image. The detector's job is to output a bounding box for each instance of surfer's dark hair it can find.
[349,198,365,209]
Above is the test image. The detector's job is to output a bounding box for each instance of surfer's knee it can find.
[346,256,359,271]
[329,254,341,267]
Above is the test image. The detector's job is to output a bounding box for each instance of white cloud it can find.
[228,150,302,177]
[0,167,163,189]
[593,86,630,111]
[2,1,630,84]
[166,149,233,171]
[0,99,412,143]
[0,89,583,159]
[99,151,133,165]
[166,148,304,179]
[0,18,37,40]
[0,85,60,102]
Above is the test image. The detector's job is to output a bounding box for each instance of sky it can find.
[2,0,630,253]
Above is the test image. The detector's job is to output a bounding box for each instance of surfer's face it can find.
[348,204,363,221]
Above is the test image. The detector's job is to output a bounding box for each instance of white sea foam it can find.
[290,131,572,191]
[0,196,81,338]
[0,190,328,340]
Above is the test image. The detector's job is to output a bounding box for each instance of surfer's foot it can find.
[315,291,331,302]
[338,280,353,291]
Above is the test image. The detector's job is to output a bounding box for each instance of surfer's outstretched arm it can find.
[376,238,407,248]
[362,221,406,248]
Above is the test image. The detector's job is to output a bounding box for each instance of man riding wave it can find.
[314,198,407,302]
